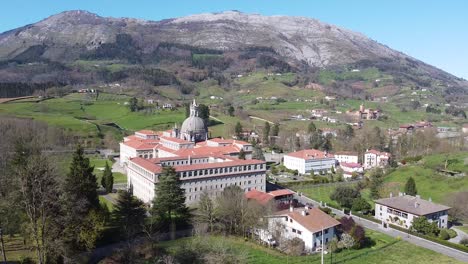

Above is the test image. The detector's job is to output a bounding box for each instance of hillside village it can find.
[0,6,468,264]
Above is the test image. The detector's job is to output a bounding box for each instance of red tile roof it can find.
[366,149,390,157]
[268,189,294,197]
[173,158,264,172]
[334,151,358,156]
[246,190,274,205]
[340,162,362,168]
[136,129,157,135]
[160,136,193,144]
[286,149,334,160]
[123,140,159,150]
[130,157,162,173]
[276,207,340,233]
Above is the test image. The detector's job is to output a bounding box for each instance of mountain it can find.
[0,10,466,102]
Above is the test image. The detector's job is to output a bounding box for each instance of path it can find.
[292,191,468,262]
[209,115,223,122]
[451,227,468,244]
[249,115,274,124]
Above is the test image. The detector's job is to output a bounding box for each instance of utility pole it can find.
[321,226,324,264]
[0,227,7,263]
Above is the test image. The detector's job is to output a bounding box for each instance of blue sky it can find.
[1,0,467,78]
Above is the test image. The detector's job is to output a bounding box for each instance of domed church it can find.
[179,99,208,142]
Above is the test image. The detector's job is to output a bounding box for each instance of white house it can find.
[374,194,450,229]
[334,151,359,164]
[364,149,391,169]
[259,206,340,252]
[283,149,336,175]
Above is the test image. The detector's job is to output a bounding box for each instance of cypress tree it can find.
[113,190,146,240]
[404,177,418,196]
[101,161,114,193]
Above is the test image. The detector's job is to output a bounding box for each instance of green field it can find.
[158,231,461,264]
[0,93,186,139]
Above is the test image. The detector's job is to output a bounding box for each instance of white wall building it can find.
[364,149,391,169]
[127,155,266,205]
[340,162,363,179]
[334,151,359,164]
[374,195,450,229]
[259,206,340,252]
[283,149,336,175]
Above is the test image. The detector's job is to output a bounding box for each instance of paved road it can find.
[249,115,274,124]
[293,192,468,262]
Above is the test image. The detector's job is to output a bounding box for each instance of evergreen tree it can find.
[62,145,100,251]
[404,177,417,196]
[101,161,114,193]
[238,149,246,160]
[235,122,243,139]
[113,190,147,240]
[198,104,210,123]
[129,97,138,112]
[263,122,270,145]
[308,122,317,133]
[152,167,190,226]
[228,105,235,116]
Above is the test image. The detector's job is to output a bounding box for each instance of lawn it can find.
[158,230,462,264]
[89,156,127,184]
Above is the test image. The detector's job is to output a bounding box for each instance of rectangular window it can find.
[297,230,302,235]
[292,228,296,233]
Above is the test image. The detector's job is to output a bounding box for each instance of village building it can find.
[333,151,359,164]
[363,149,391,169]
[346,104,381,121]
[258,206,340,252]
[283,149,336,175]
[374,194,450,229]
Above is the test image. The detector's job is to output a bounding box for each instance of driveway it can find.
[451,227,468,244]
[293,191,468,262]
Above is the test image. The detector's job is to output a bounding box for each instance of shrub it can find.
[447,229,457,239]
[439,229,450,240]
[460,238,468,246]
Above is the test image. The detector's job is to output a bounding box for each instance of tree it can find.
[101,161,114,193]
[235,122,243,139]
[411,216,439,236]
[271,123,280,137]
[285,237,305,256]
[330,186,361,208]
[338,217,365,248]
[62,145,100,252]
[351,197,371,213]
[194,192,216,232]
[11,143,62,264]
[404,177,417,196]
[446,192,468,223]
[338,233,355,250]
[198,104,210,122]
[263,122,270,145]
[129,97,138,112]
[152,167,190,228]
[238,149,246,160]
[308,122,317,133]
[252,146,265,161]
[368,168,384,199]
[228,105,235,116]
[79,209,106,251]
[113,190,146,240]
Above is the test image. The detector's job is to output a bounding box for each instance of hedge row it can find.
[388,223,468,253]
[352,212,381,224]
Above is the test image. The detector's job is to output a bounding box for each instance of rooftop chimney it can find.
[428,197,432,202]
[301,210,308,216]
[390,192,393,198]
[289,204,294,212]
[414,202,420,208]
[398,192,403,197]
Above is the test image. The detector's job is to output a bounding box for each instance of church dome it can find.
[180,116,206,134]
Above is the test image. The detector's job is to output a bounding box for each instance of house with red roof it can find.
[283,149,336,175]
[340,162,363,179]
[246,189,294,207]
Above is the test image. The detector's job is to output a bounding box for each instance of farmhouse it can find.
[374,195,450,229]
[259,206,340,252]
[283,149,336,175]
